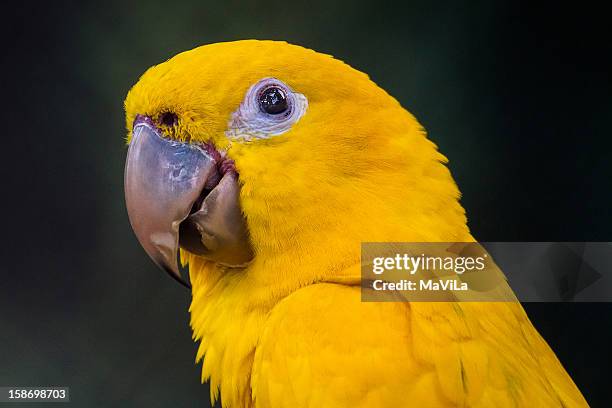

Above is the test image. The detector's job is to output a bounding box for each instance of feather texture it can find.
[125,40,588,408]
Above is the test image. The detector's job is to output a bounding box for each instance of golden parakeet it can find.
[123,40,587,407]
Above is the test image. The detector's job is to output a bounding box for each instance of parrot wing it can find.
[251,283,588,408]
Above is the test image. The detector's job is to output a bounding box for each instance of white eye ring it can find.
[226,77,308,141]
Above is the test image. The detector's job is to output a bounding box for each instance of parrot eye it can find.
[259,87,288,115]
[226,77,308,141]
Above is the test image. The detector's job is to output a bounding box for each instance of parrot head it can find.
[124,40,469,287]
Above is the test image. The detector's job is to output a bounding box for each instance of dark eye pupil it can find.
[259,87,288,115]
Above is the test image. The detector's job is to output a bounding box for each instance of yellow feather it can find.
[125,40,587,407]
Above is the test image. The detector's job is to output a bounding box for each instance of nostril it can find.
[160,111,178,127]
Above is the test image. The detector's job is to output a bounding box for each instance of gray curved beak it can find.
[124,118,253,287]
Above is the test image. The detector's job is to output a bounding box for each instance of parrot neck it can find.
[185,183,471,407]
[186,138,472,406]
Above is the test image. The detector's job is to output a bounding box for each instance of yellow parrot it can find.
[123,40,588,407]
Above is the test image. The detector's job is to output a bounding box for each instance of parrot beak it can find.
[124,116,253,288]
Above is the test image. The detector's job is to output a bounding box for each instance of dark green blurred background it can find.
[1,1,610,406]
